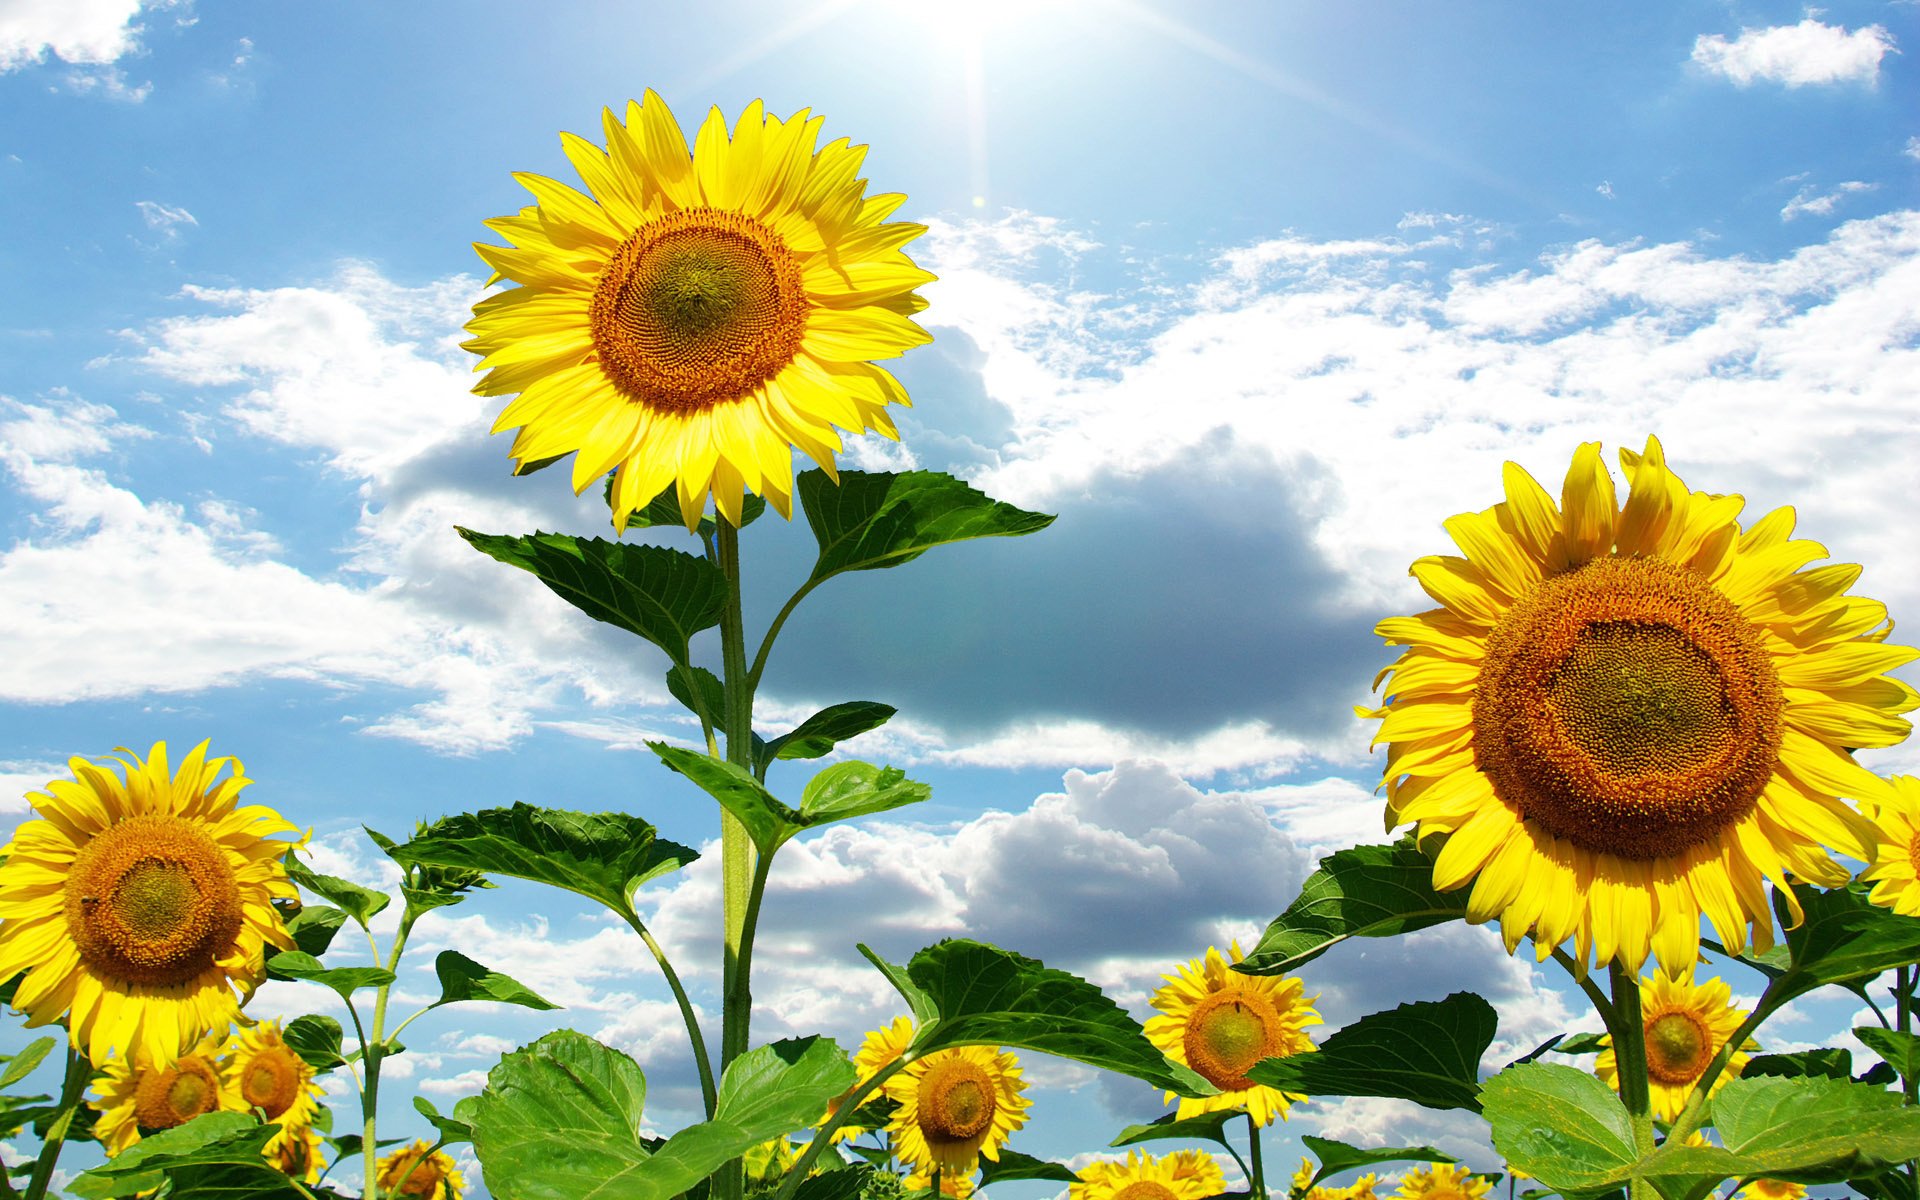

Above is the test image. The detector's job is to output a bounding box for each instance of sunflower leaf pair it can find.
[648,743,929,859]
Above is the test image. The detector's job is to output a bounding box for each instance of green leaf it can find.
[1856,1027,1920,1087]
[284,858,391,928]
[1481,1063,1636,1195]
[146,1162,352,1199]
[282,903,348,958]
[1299,1136,1456,1189]
[799,469,1055,583]
[1743,1048,1854,1080]
[1852,1167,1919,1200]
[389,803,696,923]
[0,1037,54,1091]
[263,951,394,999]
[619,480,766,537]
[650,743,802,858]
[1108,1109,1241,1152]
[459,527,728,667]
[800,762,930,827]
[882,938,1212,1097]
[283,1015,346,1072]
[1248,993,1495,1112]
[1238,839,1469,975]
[640,1039,855,1196]
[857,944,939,1031]
[758,702,898,769]
[1696,1073,1920,1183]
[431,950,560,1011]
[67,1112,274,1198]
[400,886,470,913]
[667,664,726,729]
[1551,1033,1611,1056]
[976,1149,1079,1185]
[415,1095,475,1146]
[794,1170,871,1200]
[1736,882,1920,1009]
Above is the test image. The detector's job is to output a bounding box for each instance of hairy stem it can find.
[361,906,418,1200]
[716,519,755,1200]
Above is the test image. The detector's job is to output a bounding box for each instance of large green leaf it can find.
[67,1112,276,1198]
[640,1038,855,1196]
[878,939,1211,1097]
[798,470,1055,583]
[800,762,930,827]
[1734,883,1920,1009]
[282,903,348,958]
[1694,1073,1920,1183]
[283,1015,346,1072]
[415,1095,475,1146]
[1742,1048,1854,1080]
[1856,1027,1920,1087]
[1248,993,1495,1112]
[284,859,390,929]
[1299,1136,1457,1189]
[389,804,696,923]
[459,528,727,667]
[1239,839,1469,975]
[976,1149,1079,1185]
[758,702,898,770]
[263,951,394,1000]
[1481,1063,1637,1196]
[1108,1109,1240,1151]
[431,950,559,1011]
[666,664,727,729]
[651,746,929,858]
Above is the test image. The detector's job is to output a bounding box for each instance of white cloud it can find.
[1908,137,1920,163]
[0,0,152,71]
[1781,179,1876,222]
[1691,19,1896,88]
[1596,180,1615,200]
[0,759,66,816]
[134,199,197,238]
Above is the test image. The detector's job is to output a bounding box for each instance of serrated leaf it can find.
[1856,1027,1920,1087]
[1730,883,1920,1009]
[282,904,348,958]
[459,528,728,667]
[265,951,393,999]
[389,803,696,923]
[650,743,802,858]
[800,761,930,826]
[415,1095,475,1146]
[1698,1073,1920,1183]
[285,858,391,928]
[1249,993,1495,1112]
[1238,840,1469,975]
[283,1015,346,1072]
[758,702,898,770]
[667,664,726,729]
[1299,1136,1456,1189]
[67,1112,274,1198]
[0,1037,54,1091]
[883,939,1211,1097]
[977,1149,1079,1185]
[799,469,1055,583]
[1109,1109,1241,1151]
[1481,1063,1637,1194]
[431,950,560,1011]
[1743,1048,1853,1080]
[399,885,468,913]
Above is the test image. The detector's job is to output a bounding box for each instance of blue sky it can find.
[3,0,1919,1195]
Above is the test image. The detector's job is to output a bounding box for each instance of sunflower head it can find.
[271,1121,327,1184]
[0,741,302,1065]
[820,1015,913,1141]
[1072,1149,1226,1200]
[89,1032,234,1157]
[1390,1164,1491,1200]
[377,1139,465,1200]
[221,1019,326,1159]
[1364,436,1916,977]
[883,1045,1030,1177]
[1594,972,1752,1122]
[1863,775,1920,916]
[1736,1181,1806,1200]
[465,90,936,532]
[1143,942,1321,1127]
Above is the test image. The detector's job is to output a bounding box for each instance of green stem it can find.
[1551,946,1619,1030]
[746,580,822,698]
[20,1045,87,1200]
[772,1058,910,1200]
[1900,966,1916,1186]
[1607,963,1655,1195]
[361,907,419,1200]
[1247,1109,1267,1200]
[733,851,775,1055]
[716,519,755,1200]
[620,909,718,1118]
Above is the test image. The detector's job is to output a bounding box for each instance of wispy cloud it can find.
[135,199,197,238]
[1691,19,1896,88]
[1781,179,1877,222]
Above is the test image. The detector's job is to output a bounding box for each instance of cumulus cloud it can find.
[1691,19,1896,88]
[0,0,153,72]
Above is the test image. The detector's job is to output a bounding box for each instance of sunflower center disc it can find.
[1644,1011,1711,1085]
[918,1062,996,1141]
[1114,1182,1180,1200]
[590,206,808,414]
[1472,556,1783,860]
[133,1057,220,1131]
[64,815,244,987]
[242,1046,304,1117]
[1184,993,1278,1090]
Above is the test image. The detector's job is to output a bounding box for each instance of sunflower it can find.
[1391,1164,1491,1200]
[1143,942,1320,1127]
[1363,436,1916,977]
[1736,1181,1805,1200]
[89,1031,233,1156]
[1072,1149,1226,1200]
[1595,972,1752,1122]
[0,741,303,1065]
[465,90,935,532]
[271,1120,327,1184]
[1861,775,1920,915]
[821,1014,913,1141]
[377,1139,464,1200]
[904,1168,977,1198]
[883,1045,1030,1177]
[221,1020,326,1159]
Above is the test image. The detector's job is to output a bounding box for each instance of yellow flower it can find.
[883,1045,1030,1177]
[377,1139,465,1200]
[1595,973,1752,1122]
[1391,1164,1491,1200]
[821,1014,914,1141]
[90,1032,234,1156]
[1364,436,1915,977]
[221,1020,326,1161]
[1292,1157,1317,1198]
[1736,1181,1805,1200]
[465,90,935,532]
[1862,775,1920,914]
[904,1168,978,1198]
[1143,942,1321,1127]
[270,1120,327,1184]
[1071,1149,1225,1200]
[0,741,302,1065]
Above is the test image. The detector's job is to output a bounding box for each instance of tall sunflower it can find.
[1391,1164,1491,1200]
[465,90,935,532]
[1364,437,1916,977]
[1594,972,1752,1121]
[0,741,303,1065]
[1861,775,1920,915]
[883,1045,1030,1177]
[377,1139,465,1200]
[1071,1149,1225,1200]
[221,1020,327,1160]
[1143,942,1320,1127]
[90,1032,233,1156]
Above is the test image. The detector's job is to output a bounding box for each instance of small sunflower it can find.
[904,1168,977,1198]
[1595,972,1752,1121]
[377,1139,465,1200]
[1861,775,1920,915]
[1071,1149,1225,1200]
[883,1045,1030,1177]
[1143,942,1321,1127]
[1364,436,1916,977]
[1391,1164,1491,1200]
[90,1032,233,1156]
[465,90,935,532]
[270,1120,327,1184]
[221,1020,326,1159]
[1736,1181,1806,1200]
[821,1014,913,1141]
[0,741,303,1065]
